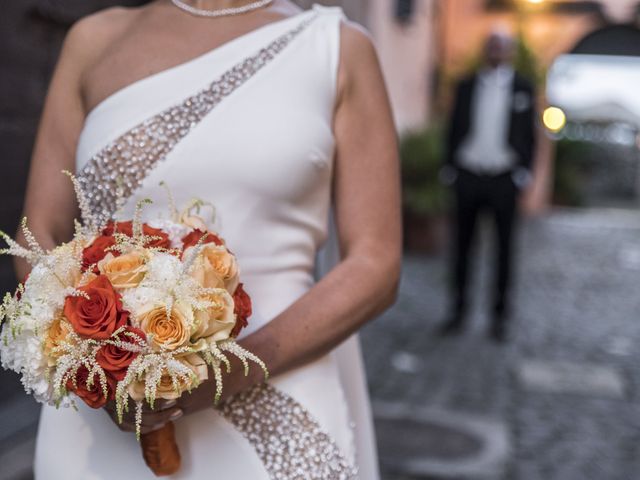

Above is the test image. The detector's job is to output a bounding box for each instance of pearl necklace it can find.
[171,0,274,18]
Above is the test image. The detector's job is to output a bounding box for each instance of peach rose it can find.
[44,316,72,366]
[98,250,150,290]
[137,302,192,352]
[191,289,235,345]
[187,244,239,293]
[127,354,208,401]
[179,214,208,232]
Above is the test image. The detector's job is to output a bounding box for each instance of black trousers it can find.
[451,169,518,320]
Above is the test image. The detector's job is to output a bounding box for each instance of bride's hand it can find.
[176,355,262,416]
[104,399,183,434]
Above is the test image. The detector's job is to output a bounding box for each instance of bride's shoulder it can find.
[60,6,144,68]
[338,20,377,76]
[333,18,384,106]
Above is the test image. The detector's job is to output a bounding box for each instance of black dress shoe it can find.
[438,316,465,336]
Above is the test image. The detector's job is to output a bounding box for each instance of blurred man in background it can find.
[440,29,537,342]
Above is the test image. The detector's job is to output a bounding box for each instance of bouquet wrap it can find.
[141,422,181,476]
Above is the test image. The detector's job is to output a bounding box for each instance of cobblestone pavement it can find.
[363,208,640,480]
[3,209,640,479]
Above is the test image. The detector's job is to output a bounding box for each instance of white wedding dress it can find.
[34,5,379,479]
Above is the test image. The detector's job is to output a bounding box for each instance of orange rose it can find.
[181,229,223,252]
[67,365,115,409]
[137,302,192,352]
[15,273,29,300]
[102,221,134,237]
[44,316,72,365]
[82,235,117,273]
[127,354,208,401]
[102,221,171,249]
[98,250,150,290]
[63,275,129,340]
[96,326,146,381]
[231,283,252,338]
[141,224,171,249]
[187,244,239,293]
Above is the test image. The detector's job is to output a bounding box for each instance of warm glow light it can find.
[543,106,567,132]
[526,0,544,3]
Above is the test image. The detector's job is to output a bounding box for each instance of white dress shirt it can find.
[457,65,516,175]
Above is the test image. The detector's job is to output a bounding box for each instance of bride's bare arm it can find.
[246,23,401,373]
[177,23,401,414]
[15,22,94,278]
[14,11,129,280]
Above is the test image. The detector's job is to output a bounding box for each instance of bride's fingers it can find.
[106,405,183,432]
[143,407,183,425]
[147,399,177,412]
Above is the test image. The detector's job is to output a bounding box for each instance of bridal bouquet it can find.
[0,175,266,476]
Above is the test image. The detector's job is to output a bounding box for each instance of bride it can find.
[17,0,400,478]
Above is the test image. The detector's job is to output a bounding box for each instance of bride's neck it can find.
[187,0,263,9]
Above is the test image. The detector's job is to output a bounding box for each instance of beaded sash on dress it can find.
[78,15,315,229]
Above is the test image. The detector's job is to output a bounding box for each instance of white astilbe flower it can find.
[147,219,190,249]
[121,252,211,327]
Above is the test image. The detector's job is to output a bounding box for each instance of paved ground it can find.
[362,208,640,480]
[3,208,640,479]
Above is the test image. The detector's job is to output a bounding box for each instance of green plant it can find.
[552,138,593,206]
[400,125,449,216]
[513,31,544,86]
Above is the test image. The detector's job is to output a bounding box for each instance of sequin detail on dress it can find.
[77,15,317,228]
[221,383,358,480]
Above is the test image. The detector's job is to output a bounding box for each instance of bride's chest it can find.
[78,16,339,213]
[160,74,336,204]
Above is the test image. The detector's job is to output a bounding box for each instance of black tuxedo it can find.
[446,72,536,172]
[444,70,537,331]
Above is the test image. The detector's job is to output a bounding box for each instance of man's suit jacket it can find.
[445,71,537,172]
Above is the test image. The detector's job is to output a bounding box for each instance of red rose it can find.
[15,273,29,300]
[142,224,171,249]
[63,275,129,340]
[231,283,252,338]
[96,326,145,381]
[181,229,223,251]
[102,221,171,249]
[67,365,115,409]
[102,221,134,237]
[82,235,117,272]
